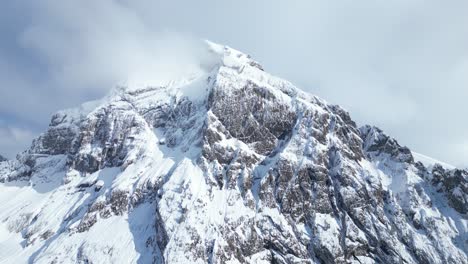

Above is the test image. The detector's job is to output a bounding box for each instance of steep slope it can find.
[0,43,466,264]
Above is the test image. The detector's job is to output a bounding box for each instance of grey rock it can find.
[430,165,468,214]
[360,125,414,163]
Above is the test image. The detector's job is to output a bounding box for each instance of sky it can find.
[0,0,467,167]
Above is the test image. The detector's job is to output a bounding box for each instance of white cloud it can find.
[20,0,218,91]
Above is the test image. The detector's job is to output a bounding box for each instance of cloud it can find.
[20,0,218,91]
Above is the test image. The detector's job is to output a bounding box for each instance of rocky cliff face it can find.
[0,43,466,264]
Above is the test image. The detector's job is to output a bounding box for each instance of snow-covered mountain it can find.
[0,42,466,264]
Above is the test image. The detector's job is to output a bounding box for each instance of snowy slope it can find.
[412,151,456,170]
[0,42,466,264]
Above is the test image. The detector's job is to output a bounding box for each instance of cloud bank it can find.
[0,0,467,167]
[21,0,217,90]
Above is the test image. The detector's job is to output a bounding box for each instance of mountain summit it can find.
[0,43,466,264]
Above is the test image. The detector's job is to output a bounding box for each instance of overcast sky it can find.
[0,0,467,167]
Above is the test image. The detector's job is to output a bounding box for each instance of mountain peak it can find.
[206,40,265,71]
[0,43,466,263]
